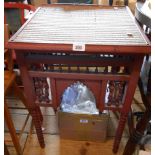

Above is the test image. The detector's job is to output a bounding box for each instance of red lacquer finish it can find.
[7,4,151,153]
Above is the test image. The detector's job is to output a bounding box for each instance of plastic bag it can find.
[60,81,99,114]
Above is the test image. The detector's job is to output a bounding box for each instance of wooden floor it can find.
[4,87,144,155]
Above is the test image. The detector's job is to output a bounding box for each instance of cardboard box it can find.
[31,0,49,7]
[57,111,109,142]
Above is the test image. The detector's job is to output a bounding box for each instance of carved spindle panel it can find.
[33,77,50,103]
[105,81,126,107]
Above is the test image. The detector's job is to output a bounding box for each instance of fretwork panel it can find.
[105,81,127,107]
[33,77,51,104]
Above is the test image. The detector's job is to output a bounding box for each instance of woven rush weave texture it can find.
[10,6,147,45]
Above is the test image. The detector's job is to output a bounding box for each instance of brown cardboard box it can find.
[31,0,48,7]
[57,111,109,142]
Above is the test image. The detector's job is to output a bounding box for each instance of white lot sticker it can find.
[80,119,88,123]
[73,43,85,51]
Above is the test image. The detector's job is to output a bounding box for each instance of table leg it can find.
[113,113,128,153]
[36,106,43,123]
[113,56,144,153]
[31,108,45,148]
[123,107,150,155]
[123,75,151,155]
[15,52,45,148]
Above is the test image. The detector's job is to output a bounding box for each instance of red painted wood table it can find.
[7,4,150,153]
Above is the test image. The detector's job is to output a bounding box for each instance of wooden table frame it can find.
[7,4,151,153]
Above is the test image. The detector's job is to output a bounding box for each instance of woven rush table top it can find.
[9,5,148,46]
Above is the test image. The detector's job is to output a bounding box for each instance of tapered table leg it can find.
[16,52,45,148]
[113,113,128,153]
[113,56,144,153]
[31,108,45,148]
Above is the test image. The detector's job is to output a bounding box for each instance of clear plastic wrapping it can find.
[60,81,99,114]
